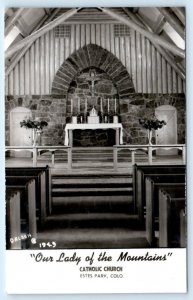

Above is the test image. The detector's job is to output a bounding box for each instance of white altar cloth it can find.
[64,123,123,146]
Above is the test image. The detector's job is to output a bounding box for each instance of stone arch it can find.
[51,44,135,98]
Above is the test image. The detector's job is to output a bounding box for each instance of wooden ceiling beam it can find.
[157,7,185,39]
[44,8,52,15]
[136,11,185,77]
[5,8,80,59]
[100,7,185,58]
[5,8,26,36]
[154,14,166,34]
[15,19,28,37]
[171,7,185,26]
[5,8,61,76]
[122,8,142,27]
[121,8,185,80]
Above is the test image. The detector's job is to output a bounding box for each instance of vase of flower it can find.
[20,118,48,146]
[139,115,166,145]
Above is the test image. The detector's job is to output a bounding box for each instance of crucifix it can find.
[88,69,99,98]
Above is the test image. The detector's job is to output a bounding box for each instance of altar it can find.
[64,123,123,146]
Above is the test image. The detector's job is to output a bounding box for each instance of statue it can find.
[89,106,98,116]
[88,106,99,124]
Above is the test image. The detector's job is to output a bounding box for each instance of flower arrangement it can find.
[139,114,166,145]
[20,118,48,130]
[20,118,48,146]
[139,117,166,130]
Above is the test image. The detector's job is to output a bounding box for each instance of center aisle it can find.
[33,170,149,249]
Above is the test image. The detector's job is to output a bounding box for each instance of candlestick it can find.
[115,98,116,114]
[107,98,109,113]
[71,99,73,114]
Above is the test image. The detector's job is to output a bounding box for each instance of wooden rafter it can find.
[171,7,185,26]
[5,8,26,36]
[157,7,185,39]
[100,7,185,59]
[5,8,80,59]
[137,13,185,73]
[44,8,52,15]
[121,8,185,80]
[15,19,28,37]
[122,8,142,26]
[154,14,166,34]
[5,8,61,76]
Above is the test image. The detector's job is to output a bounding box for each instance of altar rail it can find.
[5,144,186,170]
[113,144,186,170]
[5,146,72,169]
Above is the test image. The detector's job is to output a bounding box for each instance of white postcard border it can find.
[1,0,193,298]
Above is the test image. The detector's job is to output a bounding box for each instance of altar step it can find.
[44,213,137,228]
[51,172,134,214]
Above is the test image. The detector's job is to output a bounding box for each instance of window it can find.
[54,25,71,38]
[114,24,130,37]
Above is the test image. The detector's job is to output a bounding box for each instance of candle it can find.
[115,98,116,114]
[78,98,80,114]
[101,97,103,112]
[71,99,73,114]
[107,98,109,113]
[85,98,87,113]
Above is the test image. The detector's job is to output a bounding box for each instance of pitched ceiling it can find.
[4,7,185,79]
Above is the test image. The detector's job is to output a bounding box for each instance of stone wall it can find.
[5,93,185,146]
[5,95,66,146]
[119,93,186,144]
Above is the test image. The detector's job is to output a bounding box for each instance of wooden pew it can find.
[133,164,186,222]
[6,175,46,226]
[180,209,186,247]
[159,187,186,247]
[145,175,185,246]
[6,189,21,249]
[6,166,51,223]
[6,177,37,247]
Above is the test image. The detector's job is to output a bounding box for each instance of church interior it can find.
[5,7,186,249]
